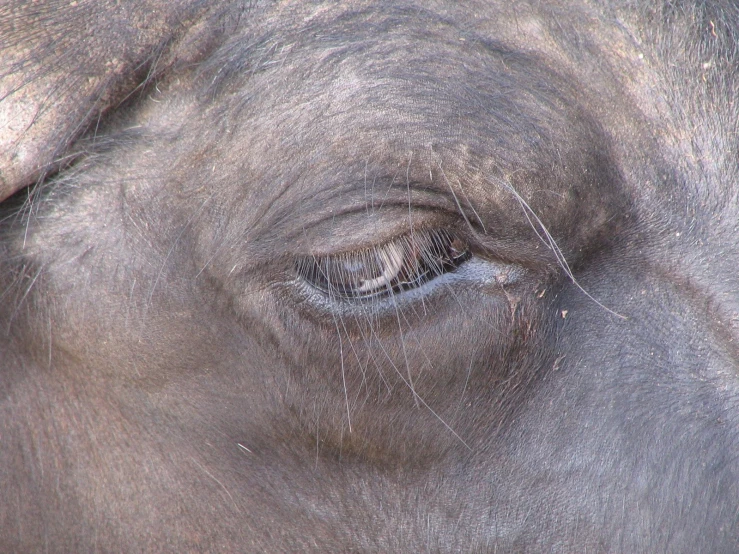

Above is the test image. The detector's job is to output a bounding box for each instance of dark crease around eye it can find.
[296,229,470,300]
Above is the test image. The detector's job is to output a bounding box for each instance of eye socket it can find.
[296,229,470,300]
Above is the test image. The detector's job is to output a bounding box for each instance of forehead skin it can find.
[1,1,739,552]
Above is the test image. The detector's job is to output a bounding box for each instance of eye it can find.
[296,229,470,300]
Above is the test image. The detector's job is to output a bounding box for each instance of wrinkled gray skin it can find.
[2,1,739,552]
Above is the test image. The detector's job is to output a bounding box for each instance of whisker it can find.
[332,315,353,434]
[499,177,627,320]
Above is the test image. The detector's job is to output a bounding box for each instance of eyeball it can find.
[296,229,470,300]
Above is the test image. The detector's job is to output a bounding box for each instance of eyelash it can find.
[295,229,471,301]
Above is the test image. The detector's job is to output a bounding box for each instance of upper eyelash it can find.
[295,229,470,301]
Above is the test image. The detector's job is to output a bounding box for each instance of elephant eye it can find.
[296,229,470,300]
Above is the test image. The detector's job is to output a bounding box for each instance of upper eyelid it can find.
[271,180,476,254]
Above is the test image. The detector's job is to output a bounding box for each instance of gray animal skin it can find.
[2,1,739,552]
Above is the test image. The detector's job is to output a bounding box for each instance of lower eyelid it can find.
[291,255,525,320]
